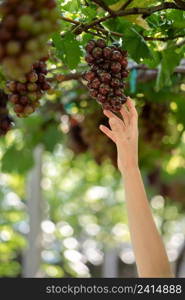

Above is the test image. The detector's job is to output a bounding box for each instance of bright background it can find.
[0,0,185,278]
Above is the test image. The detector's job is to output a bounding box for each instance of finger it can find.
[127,97,137,116]
[103,109,122,123]
[99,125,115,143]
[127,98,138,122]
[109,117,125,139]
[120,105,130,126]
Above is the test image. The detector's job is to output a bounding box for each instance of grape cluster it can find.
[83,39,129,112]
[0,0,59,80]
[6,58,51,117]
[139,101,169,147]
[0,90,13,136]
[81,109,117,165]
[67,118,88,154]
[68,107,117,166]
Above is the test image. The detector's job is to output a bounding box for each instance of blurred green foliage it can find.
[0,0,185,277]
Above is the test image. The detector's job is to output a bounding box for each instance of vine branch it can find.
[50,61,185,84]
[92,0,115,15]
[60,16,80,25]
[174,0,185,9]
[61,1,185,41]
[83,2,184,31]
[61,15,185,42]
[120,0,134,10]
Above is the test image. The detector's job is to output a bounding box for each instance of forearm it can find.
[100,99,173,277]
[122,165,173,278]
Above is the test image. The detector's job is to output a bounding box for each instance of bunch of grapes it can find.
[67,118,88,154]
[0,90,13,136]
[81,108,117,165]
[6,58,51,117]
[67,107,117,166]
[0,0,59,80]
[139,101,169,147]
[83,39,129,112]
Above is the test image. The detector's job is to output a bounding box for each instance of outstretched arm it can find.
[100,98,173,278]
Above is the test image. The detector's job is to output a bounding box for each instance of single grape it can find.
[103,47,112,59]
[85,40,96,53]
[99,84,110,95]
[92,47,103,58]
[83,71,96,82]
[99,72,111,83]
[112,50,122,61]
[91,78,101,89]
[96,39,106,49]
[111,62,122,73]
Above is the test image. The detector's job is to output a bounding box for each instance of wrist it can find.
[119,161,139,177]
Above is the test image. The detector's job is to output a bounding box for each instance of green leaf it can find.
[129,0,159,8]
[125,15,151,30]
[109,0,127,11]
[52,32,65,61]
[63,32,82,69]
[143,48,161,68]
[82,33,94,45]
[42,124,62,152]
[81,6,97,22]
[168,11,185,29]
[104,0,119,5]
[123,27,152,62]
[52,32,82,69]
[108,0,158,10]
[155,49,181,91]
[1,146,34,174]
[105,18,151,62]
[62,0,80,12]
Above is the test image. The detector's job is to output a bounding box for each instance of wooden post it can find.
[102,248,118,278]
[23,145,44,278]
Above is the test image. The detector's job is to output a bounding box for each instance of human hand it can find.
[99,97,138,174]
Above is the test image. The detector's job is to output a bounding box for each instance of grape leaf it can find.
[62,0,80,12]
[109,0,158,10]
[168,11,185,29]
[1,146,34,174]
[125,15,150,30]
[103,0,119,5]
[108,0,159,29]
[156,49,181,91]
[123,27,152,62]
[52,32,65,61]
[42,124,62,152]
[62,32,82,69]
[105,18,151,62]
[52,32,82,69]
[81,6,97,22]
[109,0,127,11]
